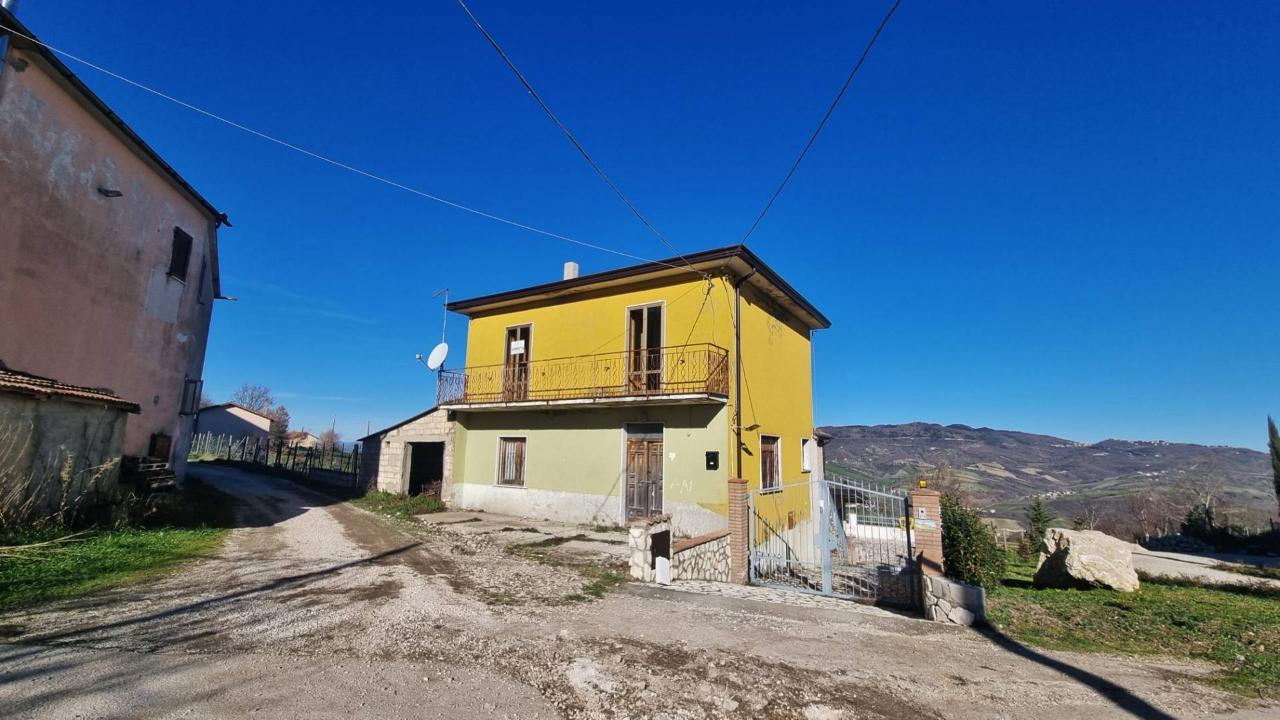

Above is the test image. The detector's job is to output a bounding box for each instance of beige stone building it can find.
[358,408,454,497]
[0,8,229,479]
[194,403,272,442]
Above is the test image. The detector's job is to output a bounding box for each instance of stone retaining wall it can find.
[921,574,986,626]
[671,530,731,582]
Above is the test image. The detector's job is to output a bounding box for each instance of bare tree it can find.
[199,390,216,408]
[924,462,968,503]
[230,384,274,413]
[318,428,341,451]
[1076,500,1107,531]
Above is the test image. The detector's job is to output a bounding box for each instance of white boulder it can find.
[1034,528,1140,593]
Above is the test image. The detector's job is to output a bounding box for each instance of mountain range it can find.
[818,422,1274,522]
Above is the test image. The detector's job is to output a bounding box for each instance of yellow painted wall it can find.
[463,275,731,367]
[730,283,816,526]
[455,268,819,528]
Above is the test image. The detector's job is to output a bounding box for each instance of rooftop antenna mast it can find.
[431,288,449,346]
[417,288,451,378]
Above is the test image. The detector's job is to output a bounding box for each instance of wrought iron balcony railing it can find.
[437,343,730,406]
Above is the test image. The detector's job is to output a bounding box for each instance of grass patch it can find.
[0,481,235,612]
[987,559,1280,698]
[1214,563,1280,581]
[580,568,626,598]
[349,491,445,519]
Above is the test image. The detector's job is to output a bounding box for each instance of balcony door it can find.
[627,304,663,393]
[502,325,531,401]
[625,424,663,520]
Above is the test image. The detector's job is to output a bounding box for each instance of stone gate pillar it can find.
[910,487,944,576]
[728,477,749,584]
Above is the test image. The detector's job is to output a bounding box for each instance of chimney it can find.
[563,261,579,280]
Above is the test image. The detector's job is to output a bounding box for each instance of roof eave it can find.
[447,244,831,330]
[359,406,442,441]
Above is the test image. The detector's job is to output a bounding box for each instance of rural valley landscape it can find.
[822,422,1275,532]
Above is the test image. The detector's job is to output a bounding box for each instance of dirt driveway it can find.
[0,465,1273,719]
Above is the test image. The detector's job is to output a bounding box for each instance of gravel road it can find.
[1132,548,1280,590]
[0,464,1274,719]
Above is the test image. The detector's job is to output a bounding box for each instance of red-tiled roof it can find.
[0,367,141,413]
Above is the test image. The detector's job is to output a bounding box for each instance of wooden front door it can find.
[625,425,664,520]
[627,305,663,393]
[502,325,531,401]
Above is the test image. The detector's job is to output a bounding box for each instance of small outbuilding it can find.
[287,431,321,449]
[195,403,272,441]
[0,365,141,524]
[358,407,455,499]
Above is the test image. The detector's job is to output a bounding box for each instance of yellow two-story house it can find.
[439,245,829,536]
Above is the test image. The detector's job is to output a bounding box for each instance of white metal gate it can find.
[748,472,918,604]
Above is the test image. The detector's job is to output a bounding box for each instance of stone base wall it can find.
[671,530,731,582]
[921,574,986,626]
[876,567,921,608]
[628,516,671,582]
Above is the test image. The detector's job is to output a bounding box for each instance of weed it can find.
[349,491,445,519]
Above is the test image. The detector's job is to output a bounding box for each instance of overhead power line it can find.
[739,0,903,244]
[453,0,698,271]
[0,22,700,275]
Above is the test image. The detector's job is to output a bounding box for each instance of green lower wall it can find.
[453,403,730,516]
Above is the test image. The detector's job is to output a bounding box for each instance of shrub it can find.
[1021,496,1054,561]
[940,493,1006,591]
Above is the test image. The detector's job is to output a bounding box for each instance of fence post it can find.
[728,477,749,585]
[820,476,833,595]
[910,486,944,576]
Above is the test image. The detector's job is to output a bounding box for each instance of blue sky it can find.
[16,2,1278,449]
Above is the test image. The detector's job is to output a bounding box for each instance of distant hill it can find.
[819,422,1274,521]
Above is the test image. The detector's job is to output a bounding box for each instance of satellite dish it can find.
[426,342,449,371]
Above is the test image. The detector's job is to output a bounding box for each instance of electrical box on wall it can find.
[705,451,719,470]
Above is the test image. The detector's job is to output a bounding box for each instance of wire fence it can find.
[189,432,360,479]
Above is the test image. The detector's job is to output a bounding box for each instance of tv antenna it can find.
[431,288,449,345]
[416,288,451,373]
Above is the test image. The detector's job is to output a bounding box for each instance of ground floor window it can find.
[497,437,526,487]
[760,435,780,491]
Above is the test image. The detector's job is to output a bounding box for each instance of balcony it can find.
[437,343,730,410]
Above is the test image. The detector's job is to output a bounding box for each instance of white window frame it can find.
[801,437,813,473]
[760,434,782,493]
[495,436,527,488]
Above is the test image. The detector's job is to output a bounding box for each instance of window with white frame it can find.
[760,435,780,491]
[801,437,813,473]
[497,437,526,487]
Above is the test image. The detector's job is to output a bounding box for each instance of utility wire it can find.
[453,0,699,272]
[0,22,701,275]
[739,0,903,244]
